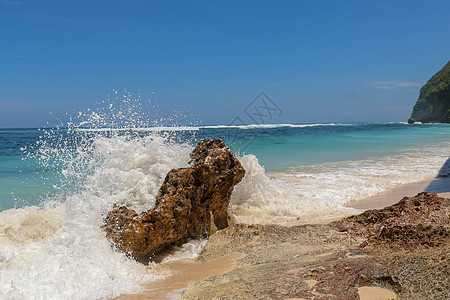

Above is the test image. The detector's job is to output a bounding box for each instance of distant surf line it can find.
[73,123,356,132]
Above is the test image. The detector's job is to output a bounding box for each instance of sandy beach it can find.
[348,176,450,210]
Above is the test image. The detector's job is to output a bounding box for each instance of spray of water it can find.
[1,92,198,299]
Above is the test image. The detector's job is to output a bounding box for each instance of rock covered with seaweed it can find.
[103,139,245,261]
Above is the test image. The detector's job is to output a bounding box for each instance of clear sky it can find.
[1,0,449,128]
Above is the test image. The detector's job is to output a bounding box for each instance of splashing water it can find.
[0,93,197,299]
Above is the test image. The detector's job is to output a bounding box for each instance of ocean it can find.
[1,121,449,299]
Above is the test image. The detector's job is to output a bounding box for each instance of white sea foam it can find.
[75,123,349,132]
[0,204,159,300]
[98,122,411,131]
[230,144,449,224]
[75,122,420,132]
[161,239,208,263]
[201,123,342,129]
[78,134,192,213]
[77,126,200,132]
[0,129,194,299]
[230,154,357,225]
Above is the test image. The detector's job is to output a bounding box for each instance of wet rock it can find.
[103,139,245,261]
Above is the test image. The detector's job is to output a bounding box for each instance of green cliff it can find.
[408,61,450,123]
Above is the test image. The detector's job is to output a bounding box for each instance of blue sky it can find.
[1,0,449,128]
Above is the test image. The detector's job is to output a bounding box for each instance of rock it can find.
[103,139,245,261]
[179,193,450,300]
[409,61,450,123]
[332,192,450,250]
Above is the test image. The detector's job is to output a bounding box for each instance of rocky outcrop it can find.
[178,193,450,300]
[104,139,245,261]
[333,192,449,241]
[409,61,450,123]
[333,192,450,253]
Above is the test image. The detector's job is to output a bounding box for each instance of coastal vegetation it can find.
[409,61,450,123]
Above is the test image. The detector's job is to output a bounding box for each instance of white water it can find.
[75,122,425,132]
[0,132,194,299]
[230,144,449,224]
[75,122,348,132]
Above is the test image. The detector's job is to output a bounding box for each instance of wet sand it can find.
[358,286,397,300]
[347,176,450,210]
[115,252,243,300]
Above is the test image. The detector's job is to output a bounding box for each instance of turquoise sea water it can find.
[0,122,449,299]
[1,123,449,211]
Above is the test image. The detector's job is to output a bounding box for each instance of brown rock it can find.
[332,192,450,249]
[333,192,449,237]
[179,193,450,300]
[103,139,245,261]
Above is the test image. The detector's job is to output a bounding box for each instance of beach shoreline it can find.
[347,176,450,210]
[116,178,450,299]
